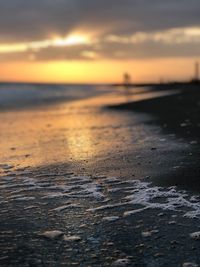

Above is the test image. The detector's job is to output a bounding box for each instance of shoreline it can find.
[109,83,200,140]
[108,83,200,190]
[1,83,200,266]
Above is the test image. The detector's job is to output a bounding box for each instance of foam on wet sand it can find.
[1,172,200,219]
[1,170,200,266]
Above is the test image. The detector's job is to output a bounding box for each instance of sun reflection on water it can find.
[0,99,113,168]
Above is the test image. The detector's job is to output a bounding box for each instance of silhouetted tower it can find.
[195,62,199,81]
[123,72,131,86]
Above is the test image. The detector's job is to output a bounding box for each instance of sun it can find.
[52,34,91,47]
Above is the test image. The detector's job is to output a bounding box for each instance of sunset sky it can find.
[0,0,200,84]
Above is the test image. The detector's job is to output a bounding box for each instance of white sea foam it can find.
[8,194,25,200]
[87,178,200,219]
[22,178,36,185]
[123,181,200,218]
[87,203,126,212]
[42,193,70,199]
[108,188,122,193]
[78,182,105,200]
[24,205,38,210]
[53,204,82,212]
[123,207,149,217]
[102,216,119,222]
[105,177,119,183]
[15,197,35,201]
[2,171,200,220]
[2,176,14,181]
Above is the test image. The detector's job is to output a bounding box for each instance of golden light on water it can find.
[65,125,96,161]
[0,100,109,167]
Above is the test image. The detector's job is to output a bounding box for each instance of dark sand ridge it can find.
[109,83,200,191]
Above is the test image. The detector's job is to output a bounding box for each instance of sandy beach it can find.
[110,83,200,191]
[0,83,200,266]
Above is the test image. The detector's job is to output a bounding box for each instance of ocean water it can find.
[0,83,110,109]
[0,83,180,111]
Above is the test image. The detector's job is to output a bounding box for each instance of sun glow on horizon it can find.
[0,57,197,84]
[0,26,199,83]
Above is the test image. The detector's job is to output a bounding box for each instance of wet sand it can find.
[110,83,200,191]
[1,84,200,266]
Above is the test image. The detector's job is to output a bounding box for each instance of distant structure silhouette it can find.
[191,62,199,83]
[123,72,131,86]
[195,62,199,81]
[123,72,132,102]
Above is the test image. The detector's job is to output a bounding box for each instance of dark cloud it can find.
[1,40,199,62]
[0,0,199,42]
[98,42,200,60]
[0,0,199,61]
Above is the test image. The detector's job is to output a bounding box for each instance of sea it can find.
[0,83,111,110]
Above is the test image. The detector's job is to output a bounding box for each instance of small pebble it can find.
[107,242,114,246]
[102,216,119,222]
[0,164,14,170]
[180,123,188,127]
[190,141,198,145]
[112,258,131,266]
[190,231,200,240]
[154,253,164,258]
[39,230,64,240]
[80,224,87,228]
[168,221,176,225]
[151,230,159,234]
[142,231,152,238]
[63,235,81,242]
[170,240,179,245]
[182,263,198,267]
